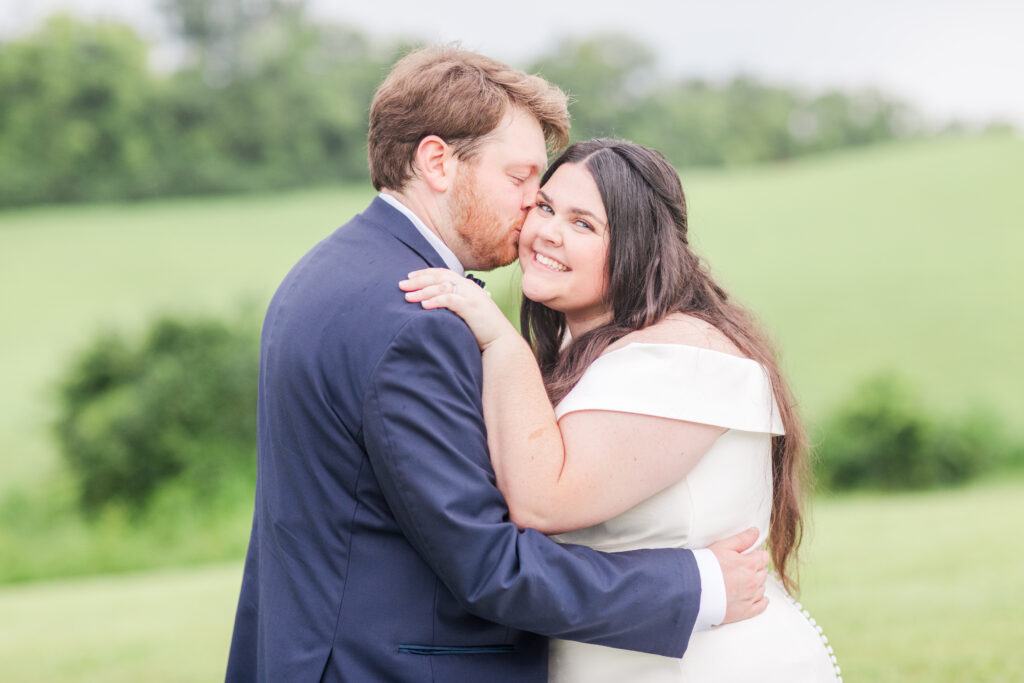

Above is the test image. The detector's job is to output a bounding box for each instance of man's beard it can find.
[449,170,524,271]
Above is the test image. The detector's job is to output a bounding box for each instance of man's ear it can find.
[413,135,456,193]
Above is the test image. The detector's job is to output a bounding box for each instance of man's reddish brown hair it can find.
[368,46,570,191]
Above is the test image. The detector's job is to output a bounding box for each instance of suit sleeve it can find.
[361,312,701,657]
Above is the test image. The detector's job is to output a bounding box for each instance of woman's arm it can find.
[400,269,726,534]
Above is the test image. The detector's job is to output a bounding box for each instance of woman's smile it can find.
[534,252,570,272]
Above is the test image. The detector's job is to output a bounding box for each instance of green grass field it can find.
[680,133,1024,427]
[1,475,1021,682]
[3,133,1021,495]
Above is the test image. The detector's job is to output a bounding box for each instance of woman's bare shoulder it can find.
[603,313,746,358]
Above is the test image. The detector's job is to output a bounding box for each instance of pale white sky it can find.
[3,0,1022,125]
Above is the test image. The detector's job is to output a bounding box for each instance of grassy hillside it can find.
[1,185,375,488]
[683,133,1024,427]
[1,134,1022,491]
[2,475,1022,682]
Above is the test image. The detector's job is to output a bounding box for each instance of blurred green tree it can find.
[0,15,159,203]
[158,0,308,83]
[817,375,999,491]
[529,34,658,141]
[529,34,919,168]
[153,0,387,190]
[54,314,259,513]
[0,20,925,206]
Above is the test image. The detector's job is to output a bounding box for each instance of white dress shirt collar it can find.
[378,193,464,275]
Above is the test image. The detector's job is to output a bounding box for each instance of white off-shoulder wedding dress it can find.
[548,343,841,682]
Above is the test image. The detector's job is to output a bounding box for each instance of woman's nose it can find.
[536,214,563,245]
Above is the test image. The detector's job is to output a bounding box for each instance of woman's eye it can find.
[536,202,554,214]
[575,219,594,231]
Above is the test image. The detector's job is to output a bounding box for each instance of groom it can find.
[226,46,769,682]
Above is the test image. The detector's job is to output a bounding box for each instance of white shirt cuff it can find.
[692,548,727,631]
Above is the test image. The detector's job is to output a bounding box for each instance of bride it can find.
[401,139,840,682]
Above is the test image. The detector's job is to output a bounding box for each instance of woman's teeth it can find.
[535,253,568,272]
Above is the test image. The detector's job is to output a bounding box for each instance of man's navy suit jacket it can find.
[226,198,702,682]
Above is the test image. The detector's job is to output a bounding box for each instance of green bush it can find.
[817,375,1005,491]
[54,313,259,513]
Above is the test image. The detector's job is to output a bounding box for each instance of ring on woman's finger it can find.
[448,281,458,294]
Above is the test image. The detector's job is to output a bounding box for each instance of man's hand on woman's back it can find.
[710,527,770,624]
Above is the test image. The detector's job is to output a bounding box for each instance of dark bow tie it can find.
[465,273,486,289]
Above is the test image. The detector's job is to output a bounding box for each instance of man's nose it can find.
[520,180,540,210]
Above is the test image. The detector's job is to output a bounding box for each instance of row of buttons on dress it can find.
[773,572,842,683]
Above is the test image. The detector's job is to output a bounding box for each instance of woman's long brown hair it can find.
[521,139,810,594]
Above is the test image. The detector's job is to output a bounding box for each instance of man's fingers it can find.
[720,590,771,625]
[750,596,769,617]
[713,526,760,553]
[741,566,767,596]
[747,550,769,570]
[753,569,767,600]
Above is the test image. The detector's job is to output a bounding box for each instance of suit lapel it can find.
[359,197,450,270]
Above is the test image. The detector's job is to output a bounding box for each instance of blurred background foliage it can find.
[817,375,1022,492]
[0,0,931,207]
[0,2,389,205]
[55,313,259,513]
